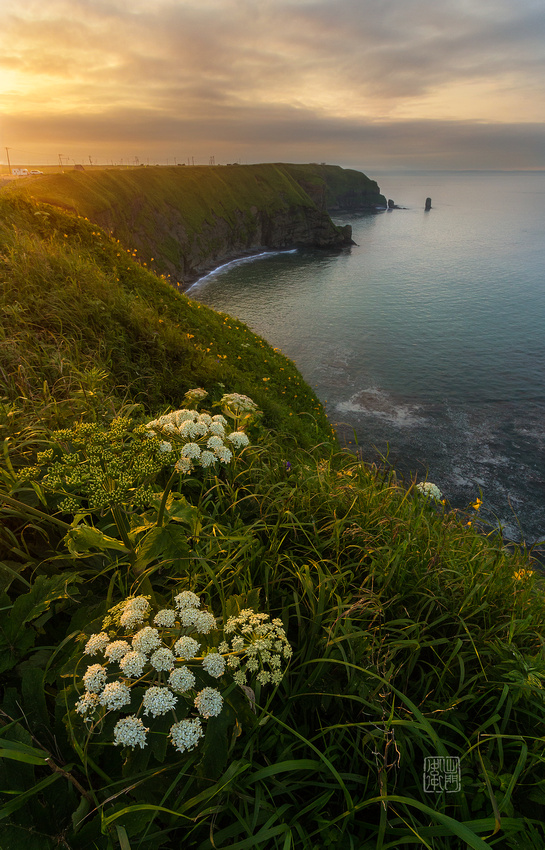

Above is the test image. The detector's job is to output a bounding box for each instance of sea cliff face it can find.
[282,163,387,212]
[5,162,386,287]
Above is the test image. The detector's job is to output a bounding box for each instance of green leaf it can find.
[341,795,496,849]
[225,588,261,619]
[115,825,132,850]
[0,748,48,765]
[0,561,31,593]
[64,524,130,556]
[12,574,79,626]
[0,824,57,850]
[71,795,91,833]
[133,525,189,573]
[0,770,62,819]
[198,703,235,781]
[21,666,49,731]
[0,574,79,673]
[162,493,199,525]
[101,803,193,831]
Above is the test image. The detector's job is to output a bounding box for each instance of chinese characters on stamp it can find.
[423,757,461,793]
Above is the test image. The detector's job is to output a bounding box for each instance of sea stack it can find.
[425,197,432,211]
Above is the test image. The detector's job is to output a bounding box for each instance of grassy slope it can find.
[1,182,545,849]
[281,162,387,208]
[5,164,317,234]
[5,163,385,224]
[1,165,314,274]
[0,192,333,448]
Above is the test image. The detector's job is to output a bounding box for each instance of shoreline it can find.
[183,248,298,293]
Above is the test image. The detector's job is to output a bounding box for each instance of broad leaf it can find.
[64,524,130,556]
[0,575,79,673]
[133,525,189,573]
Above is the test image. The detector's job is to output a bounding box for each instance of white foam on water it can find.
[186,249,298,292]
[336,388,427,428]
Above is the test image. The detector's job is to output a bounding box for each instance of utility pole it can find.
[89,155,93,166]
[5,147,11,174]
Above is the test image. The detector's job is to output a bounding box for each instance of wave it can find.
[186,249,298,292]
[336,388,427,428]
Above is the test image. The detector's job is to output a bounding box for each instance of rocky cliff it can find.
[6,162,385,287]
[282,163,387,212]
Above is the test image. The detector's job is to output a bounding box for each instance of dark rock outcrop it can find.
[282,163,387,212]
[132,202,354,286]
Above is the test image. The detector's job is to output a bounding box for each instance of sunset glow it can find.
[1,0,544,170]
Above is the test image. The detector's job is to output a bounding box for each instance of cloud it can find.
[5,103,545,170]
[1,0,544,169]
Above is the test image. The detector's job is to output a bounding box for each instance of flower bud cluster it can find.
[218,608,292,688]
[21,390,254,513]
[219,393,262,430]
[21,417,175,512]
[75,593,292,755]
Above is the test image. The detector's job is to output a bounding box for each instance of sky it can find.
[1,0,545,172]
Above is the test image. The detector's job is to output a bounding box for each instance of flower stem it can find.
[156,471,177,527]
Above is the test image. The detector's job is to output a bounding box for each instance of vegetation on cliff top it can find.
[5,163,385,285]
[1,185,544,850]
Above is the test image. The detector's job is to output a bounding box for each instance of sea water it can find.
[188,171,545,545]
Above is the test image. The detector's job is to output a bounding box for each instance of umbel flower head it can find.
[416,481,443,502]
[20,390,254,515]
[145,391,254,475]
[219,608,292,688]
[219,393,262,429]
[21,417,177,513]
[74,591,292,756]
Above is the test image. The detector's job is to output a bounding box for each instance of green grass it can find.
[4,163,385,286]
[0,186,544,850]
[0,192,332,447]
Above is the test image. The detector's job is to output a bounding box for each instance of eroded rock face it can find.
[39,163,372,288]
[97,195,353,287]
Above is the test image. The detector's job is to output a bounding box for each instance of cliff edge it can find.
[5,162,386,287]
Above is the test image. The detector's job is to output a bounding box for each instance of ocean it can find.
[187,170,545,545]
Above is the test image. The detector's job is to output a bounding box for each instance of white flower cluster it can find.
[76,591,223,753]
[202,652,226,678]
[170,717,203,753]
[220,393,259,416]
[416,482,443,502]
[194,686,223,718]
[76,592,291,756]
[184,387,208,404]
[220,608,292,688]
[113,716,149,749]
[145,400,251,474]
